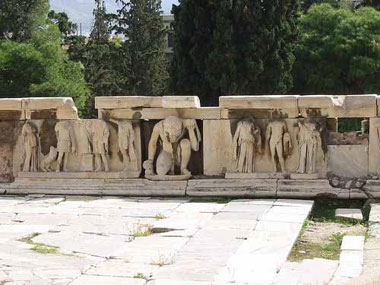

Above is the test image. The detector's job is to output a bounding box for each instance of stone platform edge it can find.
[0,178,378,199]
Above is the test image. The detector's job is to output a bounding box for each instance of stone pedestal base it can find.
[18,171,140,179]
[225,172,288,179]
[145,174,192,181]
[289,173,321,180]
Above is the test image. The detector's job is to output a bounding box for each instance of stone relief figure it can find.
[109,119,137,171]
[232,119,262,173]
[55,121,76,172]
[143,116,201,177]
[40,146,58,172]
[22,121,40,172]
[265,120,292,172]
[85,120,110,172]
[296,120,323,174]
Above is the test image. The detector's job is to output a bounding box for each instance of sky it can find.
[50,0,179,35]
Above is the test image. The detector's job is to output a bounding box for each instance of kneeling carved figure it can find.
[143,116,201,177]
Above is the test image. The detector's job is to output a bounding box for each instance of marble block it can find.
[299,95,377,118]
[328,145,369,178]
[220,95,299,118]
[203,120,234,176]
[336,209,363,220]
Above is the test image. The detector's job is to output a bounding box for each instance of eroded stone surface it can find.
[0,196,313,285]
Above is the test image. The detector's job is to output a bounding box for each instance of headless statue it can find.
[232,119,262,173]
[265,120,291,172]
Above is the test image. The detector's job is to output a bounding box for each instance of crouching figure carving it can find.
[143,116,201,180]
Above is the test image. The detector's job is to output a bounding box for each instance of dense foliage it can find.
[114,0,169,96]
[171,0,300,105]
[292,4,380,94]
[0,0,90,115]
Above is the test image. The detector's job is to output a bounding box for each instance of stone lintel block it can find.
[95,96,200,109]
[220,95,299,109]
[277,179,349,198]
[56,106,79,120]
[22,97,75,110]
[107,107,221,120]
[186,179,277,197]
[219,95,299,118]
[162,96,200,108]
[0,99,23,110]
[95,96,162,109]
[299,95,377,118]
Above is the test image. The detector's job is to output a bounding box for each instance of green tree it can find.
[358,0,380,9]
[90,0,110,42]
[0,0,90,116]
[300,0,341,11]
[114,0,169,96]
[69,0,127,117]
[48,10,78,41]
[292,4,380,94]
[171,0,299,105]
[0,0,49,42]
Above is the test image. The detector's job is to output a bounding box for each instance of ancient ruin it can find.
[0,95,378,198]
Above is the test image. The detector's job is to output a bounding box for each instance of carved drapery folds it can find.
[22,121,41,172]
[232,119,262,173]
[143,116,201,180]
[295,120,324,174]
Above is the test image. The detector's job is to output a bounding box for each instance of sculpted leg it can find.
[180,139,191,175]
[307,143,314,173]
[156,150,173,175]
[237,143,247,172]
[63,153,69,172]
[101,154,109,172]
[269,141,277,172]
[247,144,254,173]
[121,149,129,170]
[23,151,31,172]
[95,154,101,172]
[276,143,285,172]
[56,152,64,172]
[297,144,307,173]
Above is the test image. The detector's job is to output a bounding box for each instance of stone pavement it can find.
[0,195,313,285]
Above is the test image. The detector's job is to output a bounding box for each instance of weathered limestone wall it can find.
[1,95,380,198]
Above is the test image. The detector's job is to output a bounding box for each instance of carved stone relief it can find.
[143,116,201,180]
[109,119,138,172]
[22,121,41,172]
[55,120,76,172]
[265,120,292,172]
[295,120,324,174]
[232,119,262,173]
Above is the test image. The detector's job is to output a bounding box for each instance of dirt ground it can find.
[289,221,367,261]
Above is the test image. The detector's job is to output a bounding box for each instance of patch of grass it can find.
[132,225,153,237]
[311,198,365,225]
[154,213,166,220]
[17,233,71,256]
[150,254,174,267]
[133,273,148,280]
[289,232,345,262]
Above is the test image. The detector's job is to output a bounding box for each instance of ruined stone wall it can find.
[1,95,380,198]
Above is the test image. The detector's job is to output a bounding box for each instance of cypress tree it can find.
[171,0,300,105]
[115,0,169,96]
